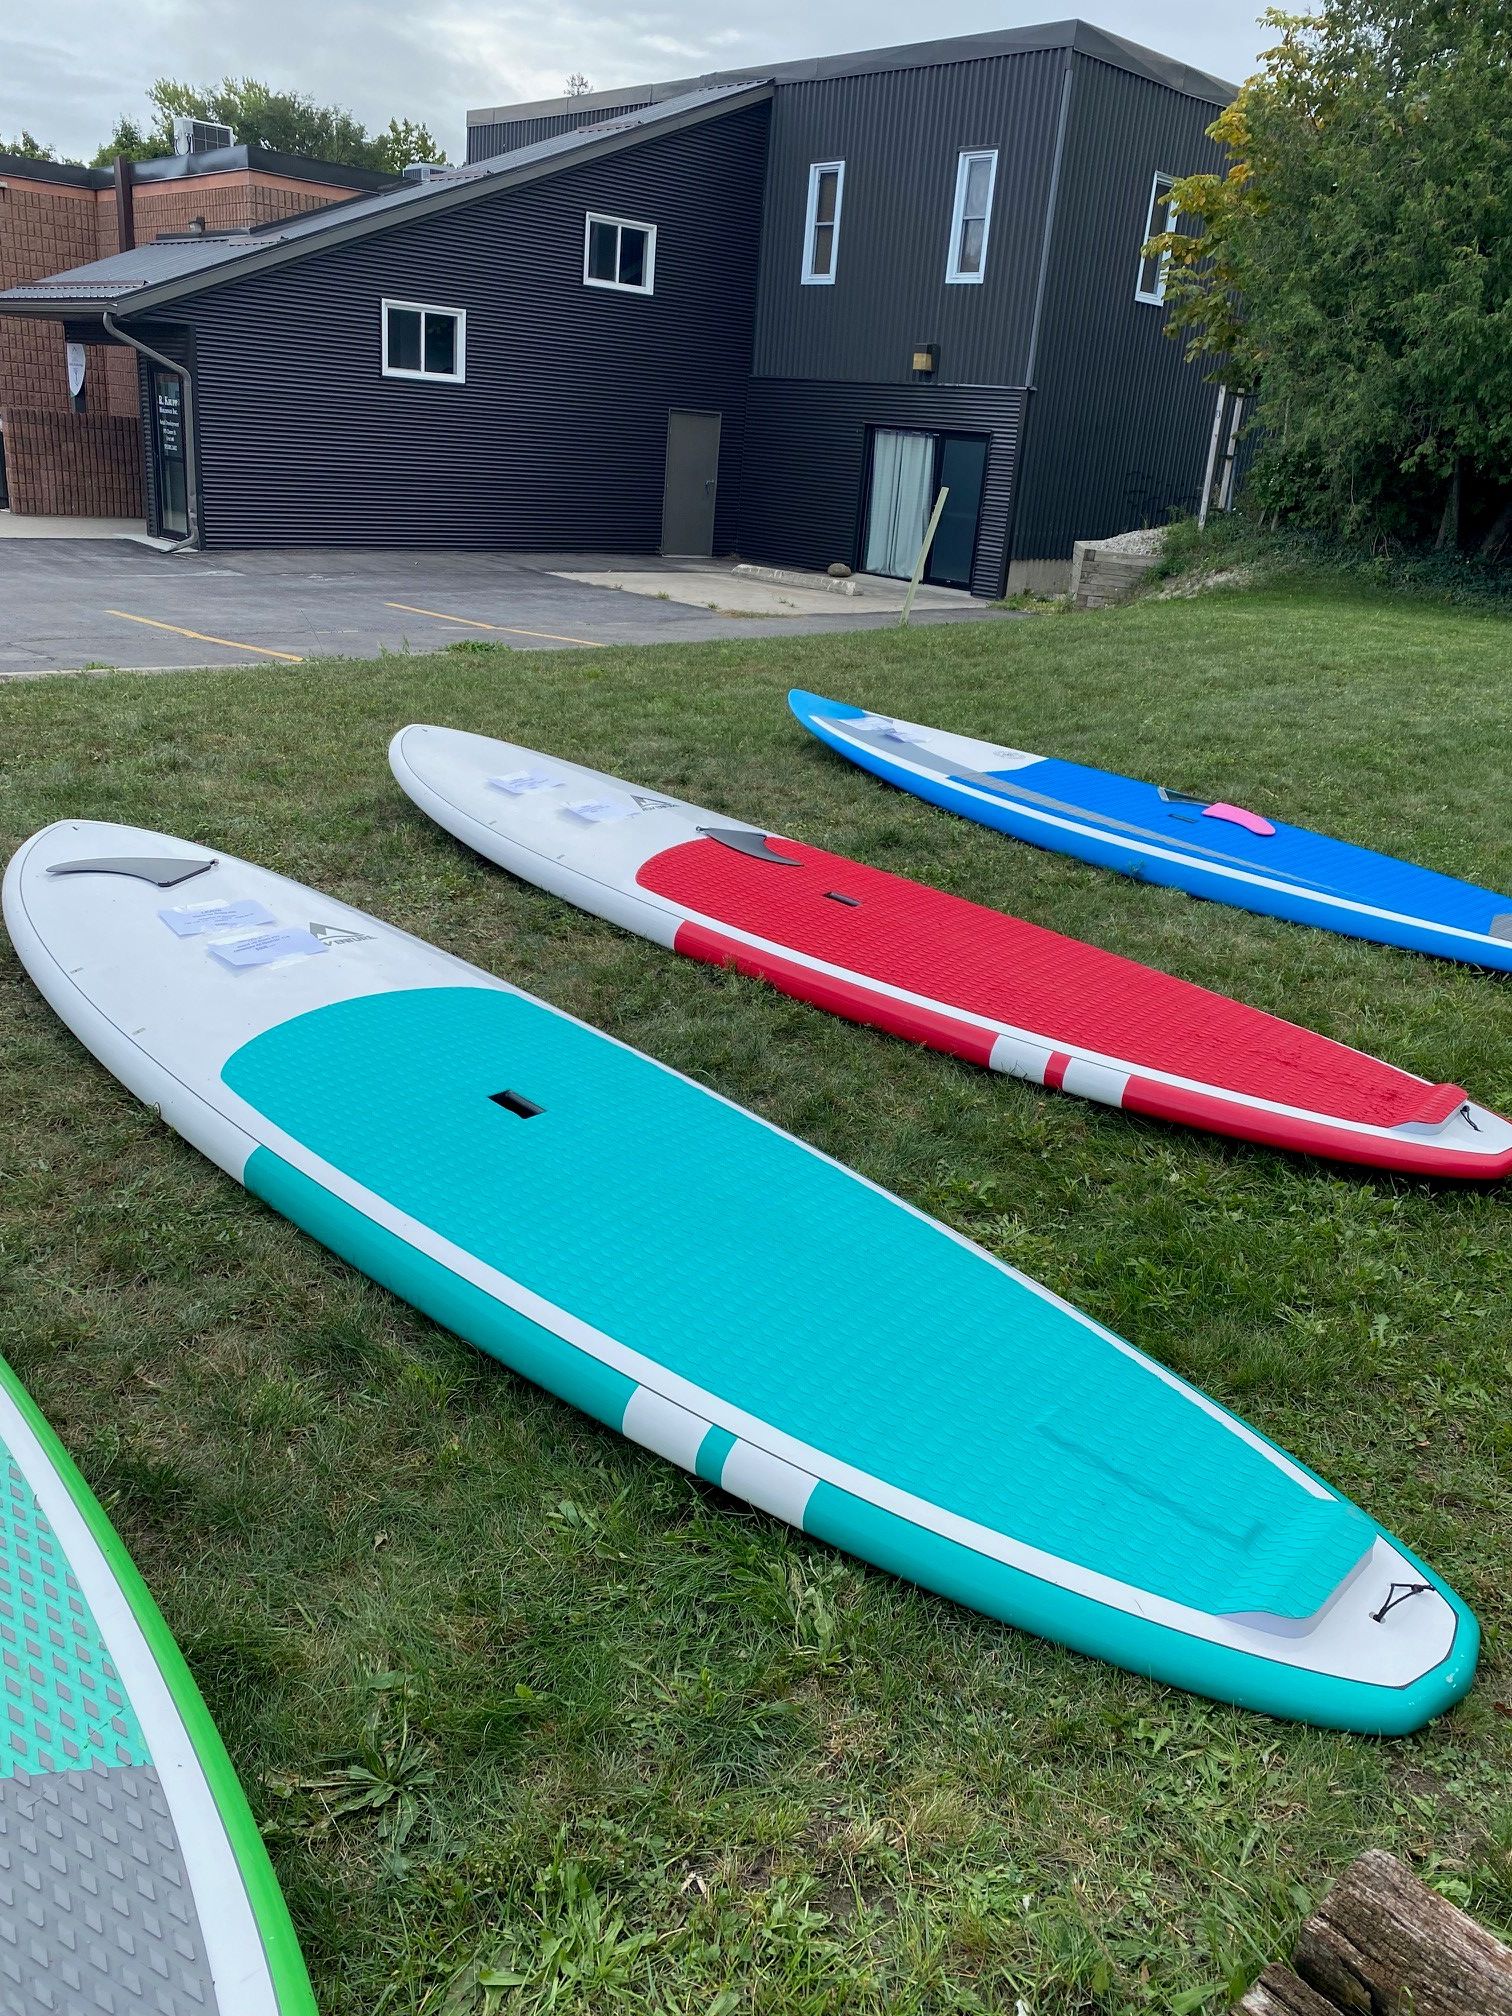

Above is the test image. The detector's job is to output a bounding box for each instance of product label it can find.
[489,770,562,795]
[208,927,328,970]
[159,898,275,938]
[564,797,636,823]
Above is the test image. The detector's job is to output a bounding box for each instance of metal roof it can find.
[0,143,396,196]
[0,83,769,320]
[467,20,1238,130]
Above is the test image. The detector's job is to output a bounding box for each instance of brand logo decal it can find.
[309,921,372,946]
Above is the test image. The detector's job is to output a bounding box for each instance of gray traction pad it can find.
[0,1764,216,2015]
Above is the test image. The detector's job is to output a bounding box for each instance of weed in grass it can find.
[2,580,1510,2011]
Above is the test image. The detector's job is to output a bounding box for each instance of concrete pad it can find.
[0,513,173,549]
[552,562,973,618]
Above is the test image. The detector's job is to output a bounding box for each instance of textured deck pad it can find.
[0,1345,313,2016]
[637,836,1459,1128]
[0,1450,214,2016]
[224,985,1374,1620]
[0,1765,211,2015]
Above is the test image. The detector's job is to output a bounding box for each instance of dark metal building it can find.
[1,23,1233,592]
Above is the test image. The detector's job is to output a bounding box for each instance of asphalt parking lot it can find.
[0,540,1008,678]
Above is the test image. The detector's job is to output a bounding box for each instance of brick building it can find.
[0,145,396,521]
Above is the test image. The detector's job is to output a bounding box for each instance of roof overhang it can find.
[0,82,773,323]
[468,22,1237,130]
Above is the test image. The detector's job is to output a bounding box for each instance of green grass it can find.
[2,580,1510,2014]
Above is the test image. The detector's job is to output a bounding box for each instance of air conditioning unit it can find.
[402,161,441,182]
[172,116,236,156]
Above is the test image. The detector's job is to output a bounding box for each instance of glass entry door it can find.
[152,369,188,538]
[930,435,988,589]
[861,428,987,588]
[863,430,935,577]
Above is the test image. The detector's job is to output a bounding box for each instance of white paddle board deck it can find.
[3,820,1478,1733]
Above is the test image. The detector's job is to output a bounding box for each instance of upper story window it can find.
[382,299,465,382]
[802,161,845,284]
[1136,173,1178,304]
[945,149,998,284]
[585,212,656,294]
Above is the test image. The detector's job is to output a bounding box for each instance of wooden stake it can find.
[899,485,950,627]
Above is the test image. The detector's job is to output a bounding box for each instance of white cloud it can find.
[1,1,1268,165]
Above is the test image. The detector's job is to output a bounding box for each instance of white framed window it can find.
[381,298,465,382]
[945,149,997,284]
[1136,172,1179,304]
[801,161,844,284]
[584,212,656,294]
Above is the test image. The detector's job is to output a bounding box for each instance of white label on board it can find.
[489,770,562,795]
[208,927,328,970]
[882,721,929,745]
[159,898,276,938]
[563,797,637,823]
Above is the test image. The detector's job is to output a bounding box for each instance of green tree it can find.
[90,78,447,174]
[1,131,58,160]
[1153,1,1512,554]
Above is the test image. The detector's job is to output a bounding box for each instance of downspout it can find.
[103,309,200,549]
[1000,48,1075,596]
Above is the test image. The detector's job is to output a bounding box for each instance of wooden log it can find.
[1233,1961,1340,2014]
[1293,1849,1512,2015]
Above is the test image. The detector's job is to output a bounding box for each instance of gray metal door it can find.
[661,409,721,556]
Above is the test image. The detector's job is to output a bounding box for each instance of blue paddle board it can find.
[788,689,1512,970]
[4,819,1478,1733]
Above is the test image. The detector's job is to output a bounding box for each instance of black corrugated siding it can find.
[1009,54,1227,561]
[467,103,652,163]
[166,103,768,550]
[739,380,1026,597]
[752,49,1067,387]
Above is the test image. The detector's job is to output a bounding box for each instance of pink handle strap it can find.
[1203,801,1276,837]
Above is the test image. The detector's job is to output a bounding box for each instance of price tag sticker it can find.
[207,928,328,970]
[159,898,275,939]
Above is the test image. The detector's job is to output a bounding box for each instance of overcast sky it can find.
[5,3,1271,165]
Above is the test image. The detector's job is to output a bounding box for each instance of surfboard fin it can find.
[45,856,216,888]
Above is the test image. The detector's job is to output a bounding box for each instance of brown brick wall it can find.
[1,162,358,517]
[1,409,142,515]
[0,178,100,418]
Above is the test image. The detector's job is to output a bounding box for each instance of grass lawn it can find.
[2,578,1510,2015]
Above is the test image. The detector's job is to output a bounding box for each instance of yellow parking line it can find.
[106,610,304,663]
[384,601,602,648]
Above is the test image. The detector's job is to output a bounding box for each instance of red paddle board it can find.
[389,725,1512,1180]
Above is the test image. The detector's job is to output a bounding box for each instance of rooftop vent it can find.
[172,116,236,156]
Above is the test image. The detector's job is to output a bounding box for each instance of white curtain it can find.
[864,431,934,578]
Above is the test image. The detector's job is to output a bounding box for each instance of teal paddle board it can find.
[4,819,1478,1733]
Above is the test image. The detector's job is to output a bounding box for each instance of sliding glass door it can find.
[863,430,935,578]
[861,427,988,588]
